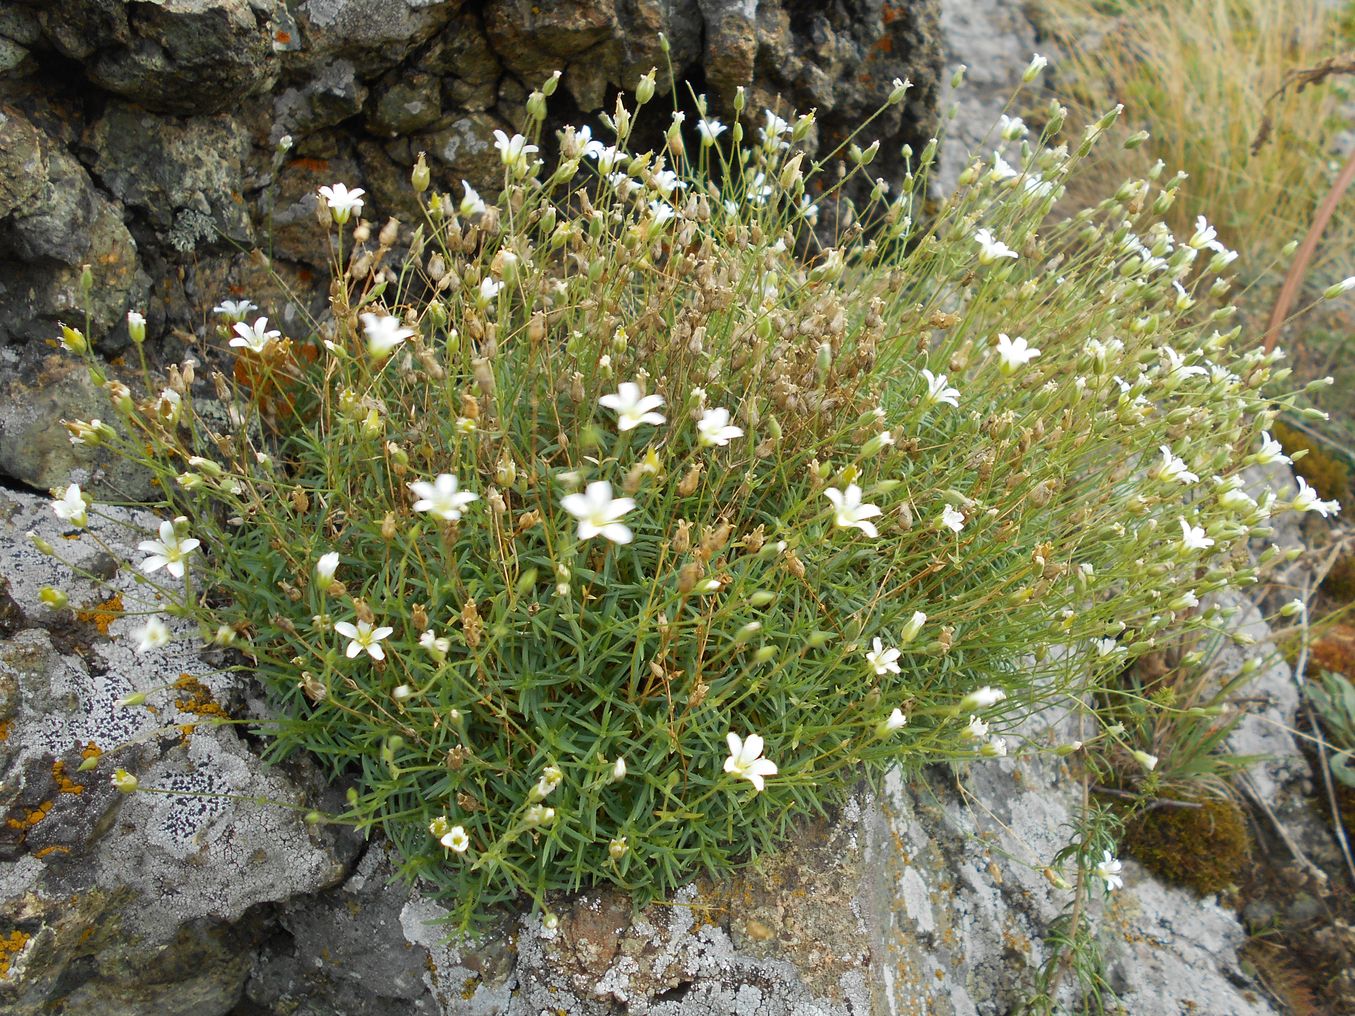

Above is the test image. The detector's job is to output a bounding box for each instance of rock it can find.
[292,0,459,78]
[0,110,144,346]
[82,103,254,251]
[0,345,157,498]
[0,489,356,1016]
[273,59,369,139]
[34,0,278,115]
[936,0,1040,191]
[365,71,445,138]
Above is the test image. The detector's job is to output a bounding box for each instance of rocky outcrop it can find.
[0,0,943,351]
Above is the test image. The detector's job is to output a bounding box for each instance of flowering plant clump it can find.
[44,64,1331,926]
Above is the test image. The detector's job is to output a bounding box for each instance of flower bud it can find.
[1022,53,1048,82]
[38,587,68,610]
[636,69,657,105]
[127,310,147,344]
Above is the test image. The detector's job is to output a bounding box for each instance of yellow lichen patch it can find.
[80,742,101,762]
[0,928,31,979]
[33,845,71,859]
[177,723,196,744]
[51,760,84,795]
[0,719,10,742]
[76,592,123,637]
[174,674,228,720]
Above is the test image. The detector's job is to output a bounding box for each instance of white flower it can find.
[866,637,901,676]
[1293,476,1341,517]
[213,299,257,322]
[921,368,959,407]
[52,483,88,527]
[1188,215,1217,250]
[229,316,280,353]
[524,804,555,826]
[478,277,503,305]
[441,825,470,853]
[981,734,1008,757]
[134,616,172,653]
[940,504,966,533]
[760,110,791,148]
[599,382,665,431]
[137,519,200,579]
[361,313,414,359]
[884,708,908,731]
[825,484,883,538]
[698,118,727,144]
[459,180,486,218]
[723,732,778,792]
[611,756,627,782]
[318,182,365,224]
[1254,431,1291,466]
[648,199,676,224]
[964,715,990,740]
[696,407,744,447]
[1095,638,1123,657]
[1094,850,1124,892]
[531,765,563,801]
[126,310,146,343]
[1155,446,1199,485]
[334,619,394,660]
[1179,518,1214,552]
[990,152,1018,182]
[316,551,340,581]
[994,333,1040,373]
[1023,52,1048,81]
[962,686,1006,709]
[419,629,450,661]
[998,114,1028,140]
[974,228,1018,264]
[561,481,635,544]
[410,474,478,522]
[492,130,538,174]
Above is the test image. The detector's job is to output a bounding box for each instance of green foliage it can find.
[1308,670,1355,788]
[50,72,1316,928]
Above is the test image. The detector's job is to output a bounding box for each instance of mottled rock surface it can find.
[0,0,943,349]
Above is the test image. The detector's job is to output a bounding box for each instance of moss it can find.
[1274,420,1351,504]
[1310,623,1355,677]
[1123,796,1250,896]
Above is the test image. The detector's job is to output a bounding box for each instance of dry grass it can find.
[1037,0,1354,282]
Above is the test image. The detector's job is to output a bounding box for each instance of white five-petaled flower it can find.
[213,299,257,322]
[361,312,413,360]
[1293,476,1341,517]
[697,118,727,144]
[962,686,1007,709]
[230,316,280,353]
[316,551,340,581]
[941,503,966,533]
[1094,850,1124,892]
[1179,518,1214,552]
[825,484,883,538]
[441,825,470,853]
[459,180,486,218]
[724,732,778,792]
[696,407,744,447]
[334,619,393,660]
[964,715,990,740]
[1155,446,1199,485]
[981,734,1008,758]
[599,382,665,431]
[52,483,88,527]
[561,480,635,544]
[866,637,902,676]
[1188,215,1217,251]
[1254,431,1291,466]
[884,708,908,731]
[419,629,450,660]
[318,183,365,224]
[994,333,1041,373]
[410,474,478,522]
[477,276,502,305]
[134,616,172,653]
[921,368,960,408]
[974,227,1018,264]
[492,130,538,174]
[137,519,200,579]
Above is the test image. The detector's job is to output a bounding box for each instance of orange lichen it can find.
[174,674,228,720]
[76,592,123,636]
[51,760,84,796]
[80,742,101,762]
[0,719,10,742]
[0,929,31,979]
[6,800,53,830]
[32,845,71,859]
